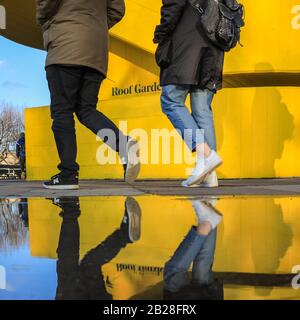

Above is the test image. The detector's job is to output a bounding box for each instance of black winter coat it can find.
[154,0,225,91]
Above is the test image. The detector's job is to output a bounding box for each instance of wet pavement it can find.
[2,178,300,198]
[0,195,300,300]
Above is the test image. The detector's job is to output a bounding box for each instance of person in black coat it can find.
[154,0,225,188]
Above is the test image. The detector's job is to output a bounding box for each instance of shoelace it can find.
[51,174,61,181]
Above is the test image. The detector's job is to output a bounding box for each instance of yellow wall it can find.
[28,196,300,300]
[16,0,300,179]
[25,85,300,179]
[3,0,300,76]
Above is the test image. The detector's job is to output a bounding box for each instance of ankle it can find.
[197,221,212,235]
[196,143,212,159]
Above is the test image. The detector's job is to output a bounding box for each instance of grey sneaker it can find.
[125,197,142,242]
[124,139,141,184]
[182,151,222,188]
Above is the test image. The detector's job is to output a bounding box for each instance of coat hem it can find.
[45,61,107,77]
[159,80,223,92]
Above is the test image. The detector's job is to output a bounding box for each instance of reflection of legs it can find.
[79,227,131,300]
[164,227,209,293]
[18,199,28,227]
[56,201,81,300]
[190,89,216,151]
[75,68,127,154]
[78,197,141,300]
[81,229,130,265]
[192,228,217,286]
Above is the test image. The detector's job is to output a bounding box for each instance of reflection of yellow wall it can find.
[28,196,300,300]
[2,0,300,178]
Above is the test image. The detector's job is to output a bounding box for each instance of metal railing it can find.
[0,165,22,180]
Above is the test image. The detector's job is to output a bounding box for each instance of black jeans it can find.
[56,201,130,300]
[46,65,127,179]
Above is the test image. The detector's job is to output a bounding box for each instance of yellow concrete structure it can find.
[28,196,300,300]
[1,0,300,179]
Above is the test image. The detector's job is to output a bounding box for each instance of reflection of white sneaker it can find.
[203,197,218,207]
[192,200,222,229]
[182,171,219,188]
[182,151,222,188]
[125,197,142,243]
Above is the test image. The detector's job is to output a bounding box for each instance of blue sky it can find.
[0,36,50,109]
[0,245,57,300]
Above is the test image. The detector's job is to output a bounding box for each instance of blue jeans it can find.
[161,85,216,151]
[164,227,217,293]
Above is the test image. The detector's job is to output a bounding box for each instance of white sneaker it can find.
[124,139,141,184]
[182,171,219,188]
[125,197,142,242]
[192,200,222,229]
[182,151,222,188]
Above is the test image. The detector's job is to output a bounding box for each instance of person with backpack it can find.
[154,0,244,188]
[16,132,26,179]
[35,0,141,190]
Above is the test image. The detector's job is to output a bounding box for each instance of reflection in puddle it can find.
[0,199,28,252]
[0,196,300,300]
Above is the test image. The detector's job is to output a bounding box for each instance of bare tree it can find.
[0,102,24,163]
[0,199,28,252]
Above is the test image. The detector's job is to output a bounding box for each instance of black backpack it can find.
[189,0,245,52]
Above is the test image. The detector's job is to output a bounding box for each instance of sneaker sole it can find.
[200,183,219,188]
[125,197,142,242]
[125,162,141,184]
[182,178,219,188]
[43,184,79,190]
[183,182,219,188]
[185,161,223,188]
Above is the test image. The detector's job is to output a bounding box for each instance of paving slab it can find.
[1,178,300,198]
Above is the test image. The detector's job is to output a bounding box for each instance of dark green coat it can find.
[35,0,125,76]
